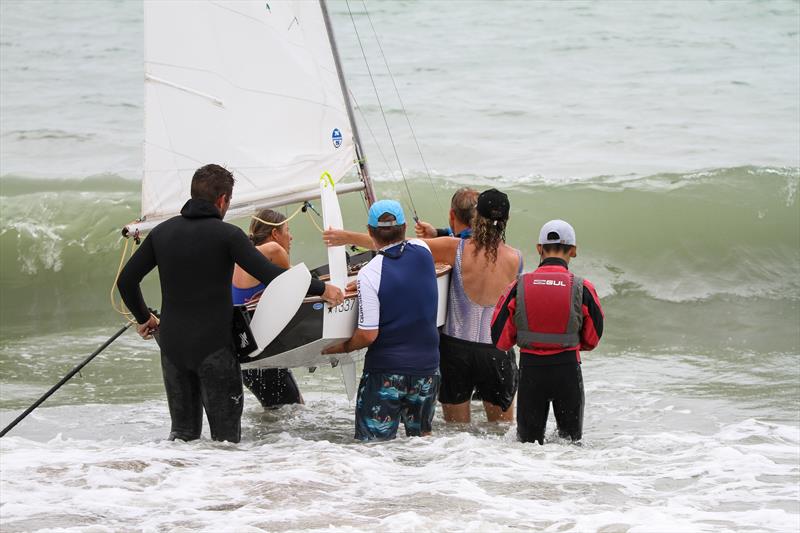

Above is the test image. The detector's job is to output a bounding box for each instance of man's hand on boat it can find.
[414,220,437,238]
[322,328,378,355]
[321,283,345,307]
[136,314,160,340]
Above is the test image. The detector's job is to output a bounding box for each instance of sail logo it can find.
[332,128,343,148]
[239,332,249,348]
[533,279,566,287]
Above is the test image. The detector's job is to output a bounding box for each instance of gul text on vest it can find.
[532,279,567,287]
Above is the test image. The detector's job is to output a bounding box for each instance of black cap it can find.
[476,188,510,221]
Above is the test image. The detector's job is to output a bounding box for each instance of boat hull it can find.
[240,259,451,370]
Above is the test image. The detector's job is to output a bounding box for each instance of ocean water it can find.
[1,1,799,532]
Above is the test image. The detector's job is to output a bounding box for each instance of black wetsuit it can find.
[117,198,325,442]
[491,258,604,445]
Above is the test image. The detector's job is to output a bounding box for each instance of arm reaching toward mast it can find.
[321,224,458,267]
[322,228,375,250]
[414,220,437,238]
[420,236,459,266]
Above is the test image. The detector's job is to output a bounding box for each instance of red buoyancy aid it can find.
[513,269,584,350]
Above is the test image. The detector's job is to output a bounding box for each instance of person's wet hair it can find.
[190,164,235,203]
[249,208,286,246]
[471,188,510,263]
[451,187,479,226]
[369,214,405,247]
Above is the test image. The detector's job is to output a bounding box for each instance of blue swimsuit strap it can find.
[232,283,266,305]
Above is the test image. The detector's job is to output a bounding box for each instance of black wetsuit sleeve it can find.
[117,234,157,324]
[583,285,604,339]
[228,228,326,296]
[491,281,518,345]
[308,277,325,295]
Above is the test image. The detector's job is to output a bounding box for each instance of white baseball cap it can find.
[538,219,576,246]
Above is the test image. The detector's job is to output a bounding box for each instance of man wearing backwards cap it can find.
[324,200,441,441]
[491,219,604,444]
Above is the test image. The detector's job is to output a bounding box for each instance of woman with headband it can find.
[232,208,303,408]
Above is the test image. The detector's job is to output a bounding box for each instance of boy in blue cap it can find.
[324,200,441,441]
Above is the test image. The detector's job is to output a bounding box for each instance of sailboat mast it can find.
[319,0,375,207]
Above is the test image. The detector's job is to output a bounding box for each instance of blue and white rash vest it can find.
[357,239,439,374]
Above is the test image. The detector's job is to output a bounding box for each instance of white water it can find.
[4,423,796,532]
[2,351,799,532]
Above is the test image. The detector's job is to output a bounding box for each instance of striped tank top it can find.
[443,239,522,343]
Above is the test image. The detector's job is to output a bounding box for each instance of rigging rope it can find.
[305,209,325,233]
[349,91,398,216]
[251,202,305,226]
[360,0,444,215]
[111,237,137,324]
[251,201,325,233]
[344,0,419,221]
[349,89,394,177]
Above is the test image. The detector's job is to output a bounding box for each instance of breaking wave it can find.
[1,166,798,353]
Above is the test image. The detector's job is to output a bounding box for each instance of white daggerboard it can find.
[248,263,312,353]
[320,173,358,399]
[320,173,347,291]
[340,359,358,401]
[320,173,354,339]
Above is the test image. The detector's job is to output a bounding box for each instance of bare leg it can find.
[484,398,515,422]
[442,401,471,423]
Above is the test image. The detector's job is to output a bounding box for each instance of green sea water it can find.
[1,167,798,356]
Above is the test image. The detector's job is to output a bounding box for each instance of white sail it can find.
[141,0,359,224]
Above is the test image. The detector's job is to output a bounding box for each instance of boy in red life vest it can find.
[490,220,604,444]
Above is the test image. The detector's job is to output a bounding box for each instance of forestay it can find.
[141,0,358,226]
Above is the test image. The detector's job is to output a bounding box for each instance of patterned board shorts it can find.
[355,371,441,441]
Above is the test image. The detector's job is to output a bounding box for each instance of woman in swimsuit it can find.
[424,188,522,424]
[232,209,304,407]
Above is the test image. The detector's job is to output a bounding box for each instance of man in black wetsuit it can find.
[117,164,344,443]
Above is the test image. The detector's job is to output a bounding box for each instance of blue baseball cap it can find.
[368,199,406,228]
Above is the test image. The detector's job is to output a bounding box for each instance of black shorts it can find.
[242,368,303,408]
[438,333,518,411]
